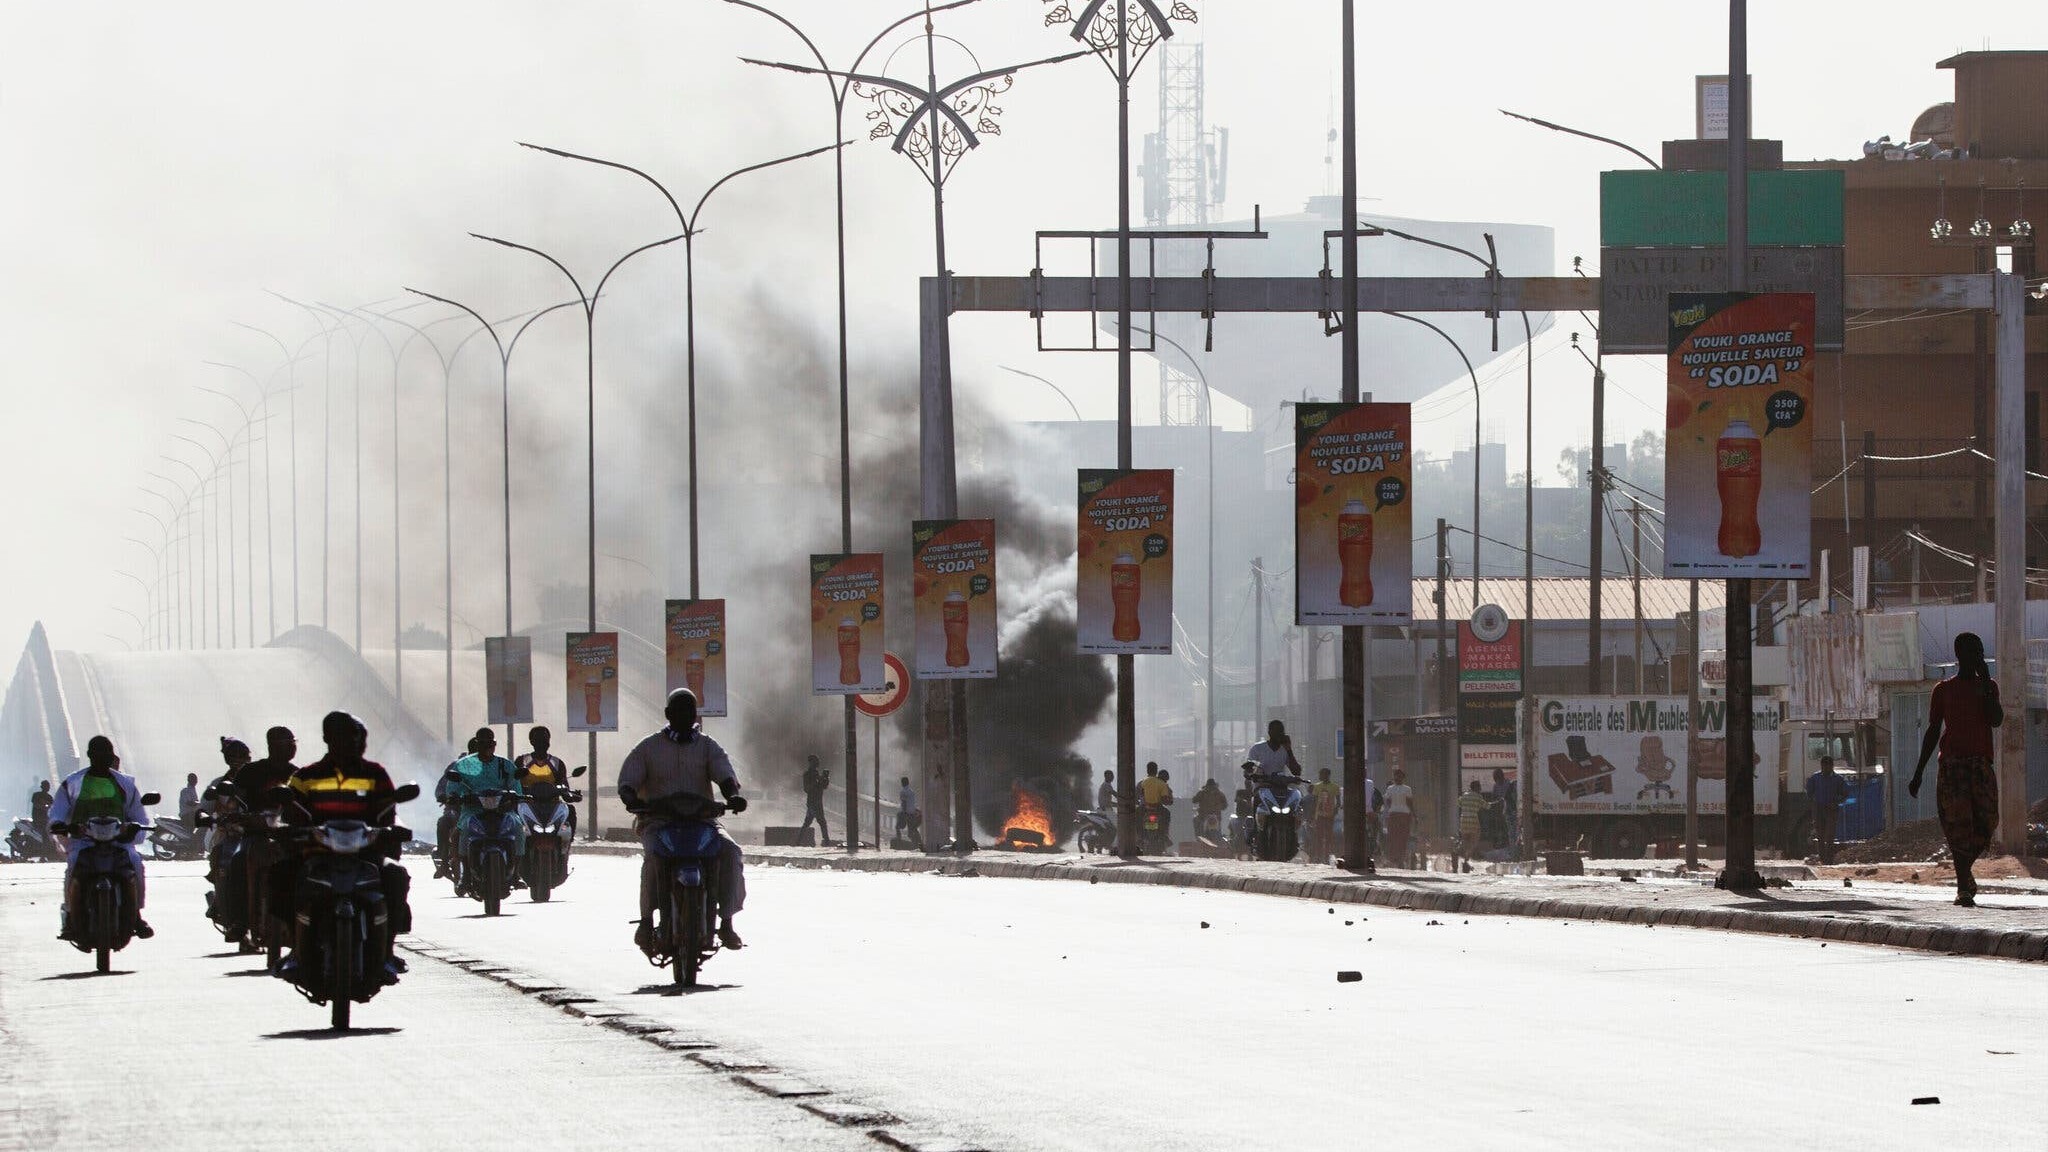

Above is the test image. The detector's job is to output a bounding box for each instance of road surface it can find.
[5,854,2044,1150]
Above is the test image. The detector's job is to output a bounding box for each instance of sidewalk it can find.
[738,845,2048,963]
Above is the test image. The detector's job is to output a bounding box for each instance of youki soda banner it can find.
[912,520,997,680]
[1076,469,1173,655]
[1665,292,1814,578]
[484,636,533,726]
[564,632,620,734]
[1294,402,1414,625]
[812,554,886,695]
[664,600,727,717]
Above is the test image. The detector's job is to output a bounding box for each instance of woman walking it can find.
[1909,632,2005,906]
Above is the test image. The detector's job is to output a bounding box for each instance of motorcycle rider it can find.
[433,735,478,879]
[445,728,525,885]
[207,726,298,940]
[618,688,748,953]
[1138,763,1173,848]
[516,726,575,839]
[1193,777,1228,841]
[1245,720,1301,781]
[48,735,153,940]
[277,711,412,983]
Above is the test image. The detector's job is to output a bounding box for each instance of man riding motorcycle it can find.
[443,728,525,888]
[617,689,747,953]
[516,726,575,839]
[276,711,412,983]
[48,736,154,940]
[205,726,299,940]
[432,735,478,879]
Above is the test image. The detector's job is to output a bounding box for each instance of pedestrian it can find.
[896,776,919,845]
[800,754,833,845]
[1308,768,1340,863]
[1806,755,1845,865]
[29,779,53,832]
[178,772,201,832]
[1456,780,1488,864]
[1097,769,1115,812]
[1382,768,1414,866]
[1910,632,2005,906]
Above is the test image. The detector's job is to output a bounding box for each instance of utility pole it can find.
[1631,504,1644,693]
[1718,0,1763,891]
[1861,431,1878,580]
[1992,270,2028,855]
[1579,334,1608,693]
[1252,558,1265,734]
[1435,519,1452,834]
[1338,0,1369,870]
[1909,523,1921,604]
[1685,580,1701,867]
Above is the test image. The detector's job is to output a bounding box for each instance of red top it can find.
[1930,676,1999,761]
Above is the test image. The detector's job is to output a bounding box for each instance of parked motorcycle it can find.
[1074,808,1117,854]
[147,816,207,862]
[628,790,733,988]
[456,789,523,917]
[51,790,161,974]
[519,767,584,903]
[276,782,420,1031]
[1252,774,1302,862]
[7,817,63,862]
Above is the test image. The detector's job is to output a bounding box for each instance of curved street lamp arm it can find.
[690,142,847,228]
[723,0,983,107]
[195,383,256,425]
[471,235,592,315]
[998,366,1084,422]
[518,142,688,233]
[176,417,233,457]
[1386,312,1479,384]
[405,289,509,367]
[130,505,171,536]
[506,299,591,361]
[1498,109,1661,170]
[1362,222,1494,272]
[591,233,687,304]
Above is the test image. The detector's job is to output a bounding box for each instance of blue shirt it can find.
[1806,770,1845,810]
[446,754,523,801]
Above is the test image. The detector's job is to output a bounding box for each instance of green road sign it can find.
[1601,170,1844,248]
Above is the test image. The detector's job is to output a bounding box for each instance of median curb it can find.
[742,848,2048,964]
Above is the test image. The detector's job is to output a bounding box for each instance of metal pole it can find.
[874,714,882,850]
[393,339,404,704]
[1252,558,1264,732]
[1685,579,1700,866]
[1436,519,1451,833]
[1113,0,1137,859]
[503,338,515,753]
[1588,354,1606,691]
[1632,506,1644,693]
[353,332,363,652]
[1993,270,2028,854]
[586,302,599,843]
[1521,311,1535,859]
[1339,0,1368,870]
[1718,0,1762,891]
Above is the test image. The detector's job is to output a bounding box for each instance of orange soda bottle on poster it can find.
[684,650,706,700]
[1337,496,1375,607]
[942,589,971,667]
[837,618,863,685]
[1715,407,1763,558]
[501,674,519,721]
[582,674,603,726]
[1111,554,1142,642]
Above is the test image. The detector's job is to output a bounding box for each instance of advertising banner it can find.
[1531,695,1782,815]
[1458,696,1520,769]
[1076,470,1173,655]
[1294,403,1413,625]
[564,632,620,734]
[1664,292,1815,578]
[1457,620,1523,694]
[812,553,885,695]
[912,519,997,680]
[664,600,727,718]
[484,636,533,726]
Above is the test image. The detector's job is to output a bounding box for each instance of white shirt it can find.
[1245,740,1294,777]
[1383,783,1414,815]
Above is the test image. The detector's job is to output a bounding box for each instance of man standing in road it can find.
[178,772,201,836]
[1308,769,1341,863]
[1382,768,1414,866]
[895,776,919,846]
[1097,769,1116,813]
[1807,755,1846,865]
[800,754,834,846]
[29,779,53,832]
[1456,780,1489,867]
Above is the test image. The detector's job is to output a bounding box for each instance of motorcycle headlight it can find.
[314,822,373,854]
[533,824,554,835]
[263,811,287,829]
[479,794,502,810]
[84,817,123,842]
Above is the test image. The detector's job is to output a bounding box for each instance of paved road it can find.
[402,854,2048,1152]
[0,862,879,1152]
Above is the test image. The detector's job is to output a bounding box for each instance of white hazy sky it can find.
[2,0,2041,656]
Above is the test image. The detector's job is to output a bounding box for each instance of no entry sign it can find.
[855,653,910,718]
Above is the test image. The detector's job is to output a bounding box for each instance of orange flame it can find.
[1002,783,1056,847]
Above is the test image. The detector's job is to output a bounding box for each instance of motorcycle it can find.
[51,790,161,974]
[277,782,420,1031]
[7,817,63,862]
[147,816,207,861]
[629,790,732,989]
[1140,803,1172,855]
[200,783,289,966]
[519,767,584,904]
[1252,774,1303,862]
[456,788,523,917]
[1074,808,1117,854]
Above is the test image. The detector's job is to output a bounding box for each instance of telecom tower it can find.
[1142,40,1227,427]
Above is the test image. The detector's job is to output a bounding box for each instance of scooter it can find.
[147,817,207,861]
[1252,774,1303,862]
[1139,803,1172,855]
[51,790,161,974]
[519,767,584,903]
[1074,808,1117,854]
[456,789,523,917]
[627,789,734,989]
[276,782,420,1031]
[7,818,63,862]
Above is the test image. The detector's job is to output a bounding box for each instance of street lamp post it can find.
[171,435,229,648]
[1384,313,1481,600]
[467,231,685,839]
[231,322,331,635]
[196,383,266,646]
[146,470,199,648]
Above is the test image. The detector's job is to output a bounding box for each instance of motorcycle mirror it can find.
[391,783,422,804]
[139,792,161,806]
[571,766,587,778]
[260,785,297,807]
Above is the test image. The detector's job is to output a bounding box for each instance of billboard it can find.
[1664,292,1815,578]
[1294,402,1414,625]
[484,636,533,726]
[564,632,620,734]
[912,519,997,680]
[812,553,885,695]
[1076,469,1173,655]
[664,600,727,718]
[1531,695,1782,815]
[1457,619,1523,769]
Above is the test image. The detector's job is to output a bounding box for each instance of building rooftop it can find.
[1413,578,1726,624]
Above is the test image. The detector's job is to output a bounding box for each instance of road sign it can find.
[1600,246,1843,354]
[1601,170,1844,248]
[1370,715,1457,739]
[855,653,910,718]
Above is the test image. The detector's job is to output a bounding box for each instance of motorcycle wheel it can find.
[329,908,355,1032]
[529,853,553,904]
[148,836,176,862]
[673,886,704,988]
[93,883,115,974]
[484,853,505,918]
